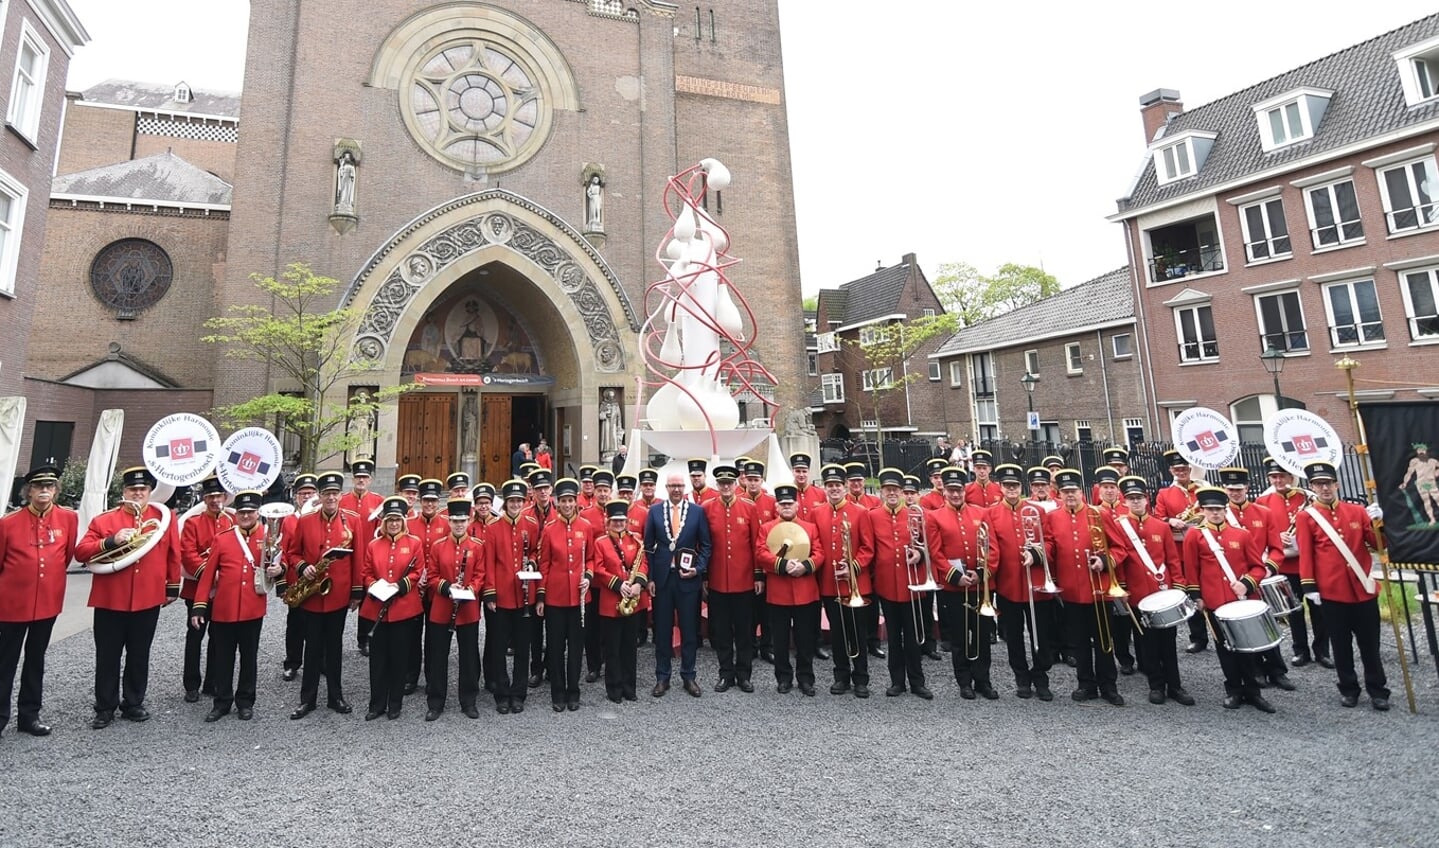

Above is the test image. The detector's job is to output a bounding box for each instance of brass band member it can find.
[278,473,318,682]
[790,453,826,521]
[283,471,359,719]
[627,469,660,536]
[407,479,449,696]
[363,496,423,721]
[987,464,1057,701]
[1183,487,1275,713]
[868,470,932,700]
[190,491,281,722]
[523,469,556,689]
[919,458,948,511]
[1152,450,1207,654]
[755,485,824,696]
[0,465,77,738]
[1296,461,1390,711]
[1091,467,1137,676]
[593,500,648,703]
[1090,447,1130,505]
[76,466,181,729]
[425,498,486,721]
[688,458,719,505]
[812,464,873,698]
[1218,466,1295,692]
[538,478,593,711]
[341,460,382,656]
[578,470,615,684]
[577,465,600,511]
[1116,476,1194,706]
[964,450,1002,507]
[929,466,995,700]
[703,464,761,693]
[1027,465,1057,508]
[1258,457,1330,669]
[483,480,539,714]
[447,471,470,501]
[397,474,421,514]
[179,475,231,702]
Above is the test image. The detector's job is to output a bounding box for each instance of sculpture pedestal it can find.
[621,427,779,486]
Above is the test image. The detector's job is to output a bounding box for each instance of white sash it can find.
[1118,516,1166,587]
[233,526,257,570]
[1199,526,1240,588]
[1304,506,1376,594]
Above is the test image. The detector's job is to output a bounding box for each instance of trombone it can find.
[835,517,869,661]
[1087,511,1117,654]
[1019,502,1058,652]
[905,505,938,643]
[963,522,997,662]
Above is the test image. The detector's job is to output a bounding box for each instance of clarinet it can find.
[578,536,587,631]
[521,533,535,618]
[374,554,419,635]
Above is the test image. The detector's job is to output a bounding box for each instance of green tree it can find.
[202,262,414,470]
[984,263,1061,315]
[929,261,1060,327]
[802,294,818,311]
[849,313,959,454]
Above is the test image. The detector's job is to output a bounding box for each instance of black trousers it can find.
[1325,598,1390,699]
[820,597,870,685]
[545,605,583,704]
[865,594,883,651]
[1285,573,1328,659]
[1256,644,1289,679]
[879,598,925,689]
[1111,607,1135,668]
[182,598,213,694]
[601,615,640,698]
[407,593,430,688]
[426,620,480,711]
[528,613,547,677]
[754,586,771,653]
[918,591,938,649]
[283,606,305,671]
[1136,620,1182,692]
[768,602,819,686]
[209,618,263,711]
[357,614,374,648]
[1207,610,1262,698]
[1186,605,1209,649]
[1063,602,1118,694]
[584,594,603,673]
[93,606,161,714]
[996,596,1056,687]
[487,606,531,703]
[368,615,420,715]
[939,591,993,687]
[300,607,347,706]
[0,617,55,727]
[709,590,757,683]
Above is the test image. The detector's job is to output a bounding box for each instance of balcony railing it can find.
[1148,245,1224,281]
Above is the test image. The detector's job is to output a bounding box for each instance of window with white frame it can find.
[1174,304,1218,362]
[1255,290,1309,353]
[1151,131,1217,186]
[1240,197,1291,261]
[921,307,935,318]
[970,351,997,440]
[1112,333,1133,358]
[927,361,941,381]
[1157,141,1191,182]
[858,326,888,346]
[1123,418,1145,447]
[1378,156,1439,234]
[1392,36,1439,107]
[1266,101,1306,147]
[1024,349,1039,374]
[970,352,994,396]
[1322,279,1384,348]
[1065,342,1083,374]
[1400,267,1439,341]
[7,21,48,142]
[1252,89,1330,152]
[948,360,963,387]
[0,169,27,296]
[1305,180,1363,249]
[821,373,844,403]
[806,352,817,376]
[862,368,893,391]
[816,332,838,353]
[1419,57,1439,101]
[1075,420,1093,442]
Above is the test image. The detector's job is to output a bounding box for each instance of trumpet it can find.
[834,517,868,662]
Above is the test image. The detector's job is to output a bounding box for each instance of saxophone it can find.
[282,524,353,608]
[616,533,646,617]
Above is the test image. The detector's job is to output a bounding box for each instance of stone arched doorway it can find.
[342,190,639,485]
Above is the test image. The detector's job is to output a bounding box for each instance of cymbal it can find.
[765,521,810,560]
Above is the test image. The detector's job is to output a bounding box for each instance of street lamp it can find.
[1020,371,1040,442]
[1260,346,1286,410]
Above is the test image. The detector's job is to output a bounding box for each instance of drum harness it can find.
[1303,506,1376,595]
[1117,516,1167,590]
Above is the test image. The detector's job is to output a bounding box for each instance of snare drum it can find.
[1136,589,1195,629]
[1259,574,1300,617]
[1213,599,1282,653]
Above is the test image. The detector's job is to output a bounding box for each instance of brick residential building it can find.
[1112,13,1439,445]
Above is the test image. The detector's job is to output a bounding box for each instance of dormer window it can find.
[1392,35,1439,107]
[1251,88,1331,152]
[1150,130,1217,186]
[174,82,192,103]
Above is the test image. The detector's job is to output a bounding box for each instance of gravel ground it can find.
[3,594,1436,848]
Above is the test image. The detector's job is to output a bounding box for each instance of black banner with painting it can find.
[1359,401,1439,569]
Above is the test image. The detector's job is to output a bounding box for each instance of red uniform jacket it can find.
[538,515,595,608]
[811,499,873,598]
[193,524,269,623]
[755,517,822,606]
[0,504,78,622]
[926,502,988,596]
[523,502,558,531]
[593,530,649,617]
[407,512,450,591]
[482,513,540,610]
[919,490,946,511]
[1113,512,1182,605]
[1041,504,1125,605]
[1182,522,1266,609]
[1257,488,1306,576]
[428,533,485,626]
[283,508,360,613]
[985,498,1047,603]
[361,532,424,621]
[793,484,825,522]
[741,490,778,522]
[180,508,234,602]
[578,504,611,544]
[847,492,881,510]
[576,491,598,511]
[965,480,1003,508]
[689,485,720,505]
[628,498,659,536]
[866,504,918,604]
[1153,482,1201,521]
[78,503,181,611]
[703,496,761,593]
[1225,500,1283,573]
[339,489,382,575]
[1297,499,1379,603]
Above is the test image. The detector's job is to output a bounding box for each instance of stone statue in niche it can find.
[598,387,622,457]
[461,392,478,456]
[584,173,605,232]
[335,151,357,214]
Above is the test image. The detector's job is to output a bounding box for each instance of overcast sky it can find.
[64,1,1439,295]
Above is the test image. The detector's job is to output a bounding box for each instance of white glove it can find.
[1304,591,1322,606]
[1365,502,1384,521]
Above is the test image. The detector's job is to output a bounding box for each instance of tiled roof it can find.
[82,79,241,118]
[53,152,232,206]
[834,261,910,326]
[1118,13,1439,213]
[933,267,1132,357]
[817,289,848,325]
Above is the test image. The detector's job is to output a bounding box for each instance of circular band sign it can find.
[142,413,221,487]
[1263,409,1343,477]
[1172,406,1240,471]
[216,427,284,494]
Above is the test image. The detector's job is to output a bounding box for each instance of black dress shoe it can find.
[328,698,352,714]
[17,721,51,737]
[1015,684,1033,699]
[1222,694,1242,710]
[497,701,511,714]
[552,702,565,712]
[940,641,953,653]
[622,691,637,702]
[652,680,670,697]
[608,693,623,704]
[776,681,792,694]
[977,685,999,701]
[282,668,298,681]
[1315,655,1335,669]
[91,711,115,730]
[1071,688,1097,702]
[291,703,317,720]
[868,645,885,659]
[358,643,370,657]
[1246,693,1276,714]
[1290,654,1312,668]
[511,700,525,713]
[365,710,384,721]
[528,674,544,688]
[714,679,733,693]
[1269,674,1297,692]
[1168,687,1196,706]
[1340,693,1359,708]
[924,647,943,661]
[797,683,815,697]
[237,707,253,721]
[1119,663,1136,676]
[200,686,214,697]
[462,704,479,719]
[683,679,701,698]
[1149,689,1166,705]
[204,707,229,723]
[830,680,850,695]
[425,709,442,722]
[567,700,580,711]
[1035,685,1054,702]
[121,707,150,722]
[1185,641,1208,654]
[386,708,402,720]
[884,684,905,697]
[402,682,418,696]
[814,646,831,661]
[184,689,200,703]
[912,685,934,700]
[737,680,754,693]
[1372,696,1392,712]
[584,670,601,683]
[960,685,976,700]
[854,684,870,698]
[1101,690,1125,707]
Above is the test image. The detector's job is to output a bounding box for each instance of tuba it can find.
[256,503,294,595]
[86,501,172,574]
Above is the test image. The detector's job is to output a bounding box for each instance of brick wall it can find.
[18,381,215,473]
[53,100,134,176]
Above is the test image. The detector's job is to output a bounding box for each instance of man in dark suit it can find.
[644,472,712,697]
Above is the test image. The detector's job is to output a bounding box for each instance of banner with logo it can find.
[1262,408,1343,477]
[1358,401,1439,570]
[216,427,284,494]
[142,413,221,487]
[1171,406,1239,471]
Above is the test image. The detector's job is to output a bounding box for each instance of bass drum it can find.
[1213,599,1282,653]
[1137,589,1195,629]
